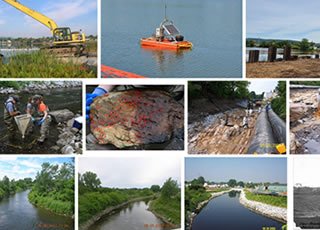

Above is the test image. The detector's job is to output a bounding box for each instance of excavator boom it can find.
[3,0,58,32]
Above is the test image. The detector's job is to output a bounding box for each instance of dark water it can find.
[89,200,165,230]
[101,0,242,78]
[0,190,74,230]
[192,192,285,230]
[0,87,82,154]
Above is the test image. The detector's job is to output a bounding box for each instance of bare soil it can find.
[247,59,320,78]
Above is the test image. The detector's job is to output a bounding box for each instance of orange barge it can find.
[140,8,193,50]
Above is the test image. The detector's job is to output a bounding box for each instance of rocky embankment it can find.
[290,87,320,154]
[0,81,82,94]
[188,108,257,154]
[239,190,287,223]
[50,109,82,154]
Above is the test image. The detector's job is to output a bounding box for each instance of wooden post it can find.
[283,46,291,61]
[268,46,277,62]
[315,54,319,59]
[0,54,3,65]
[248,50,259,63]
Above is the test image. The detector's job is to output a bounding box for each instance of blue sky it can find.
[247,0,320,42]
[0,0,97,38]
[79,157,181,188]
[185,158,287,184]
[0,157,74,180]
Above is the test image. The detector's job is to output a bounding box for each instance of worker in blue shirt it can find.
[4,95,21,140]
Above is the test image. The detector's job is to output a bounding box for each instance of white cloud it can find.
[79,157,181,188]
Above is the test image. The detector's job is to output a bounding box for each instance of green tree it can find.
[299,38,311,52]
[150,185,161,193]
[80,171,101,190]
[237,181,245,187]
[161,178,179,198]
[228,179,237,187]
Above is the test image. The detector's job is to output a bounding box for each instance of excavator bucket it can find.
[14,114,31,139]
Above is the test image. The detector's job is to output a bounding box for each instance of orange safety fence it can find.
[101,65,146,78]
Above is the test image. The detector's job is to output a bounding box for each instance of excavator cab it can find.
[53,27,86,45]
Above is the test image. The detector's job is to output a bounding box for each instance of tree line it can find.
[28,162,74,216]
[271,81,286,120]
[0,176,33,200]
[247,38,316,52]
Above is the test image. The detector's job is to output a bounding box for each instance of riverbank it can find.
[247,59,320,78]
[186,189,231,229]
[239,190,287,223]
[0,81,82,94]
[79,195,154,230]
[148,196,181,228]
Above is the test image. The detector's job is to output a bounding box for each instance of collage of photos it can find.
[1,0,320,230]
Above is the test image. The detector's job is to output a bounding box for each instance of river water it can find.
[101,0,242,78]
[192,192,285,230]
[0,87,82,154]
[89,200,165,230]
[0,190,73,229]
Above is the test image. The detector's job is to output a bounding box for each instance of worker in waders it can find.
[32,95,51,143]
[4,95,21,140]
[25,96,36,135]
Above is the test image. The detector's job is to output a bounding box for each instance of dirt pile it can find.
[247,59,320,78]
[90,90,184,148]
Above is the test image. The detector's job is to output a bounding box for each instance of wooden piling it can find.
[248,50,259,63]
[315,54,319,59]
[0,54,3,65]
[283,46,291,61]
[268,46,277,62]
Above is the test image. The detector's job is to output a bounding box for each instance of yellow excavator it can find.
[3,0,86,56]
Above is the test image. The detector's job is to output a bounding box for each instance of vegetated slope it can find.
[245,190,287,208]
[28,162,74,216]
[149,178,181,226]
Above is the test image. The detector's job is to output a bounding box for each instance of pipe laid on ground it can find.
[267,109,286,144]
[247,108,277,154]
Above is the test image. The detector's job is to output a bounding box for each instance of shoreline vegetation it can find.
[28,162,74,217]
[0,176,33,201]
[0,51,96,78]
[79,172,181,229]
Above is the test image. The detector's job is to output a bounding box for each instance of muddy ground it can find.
[188,98,258,154]
[247,59,320,78]
[290,88,320,154]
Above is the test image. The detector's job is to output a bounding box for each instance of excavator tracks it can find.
[41,44,86,57]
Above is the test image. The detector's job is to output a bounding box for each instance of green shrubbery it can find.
[28,162,74,216]
[271,81,286,120]
[0,176,33,201]
[79,188,154,224]
[149,178,181,226]
[185,187,211,213]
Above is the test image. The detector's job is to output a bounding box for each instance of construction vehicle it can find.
[2,0,86,56]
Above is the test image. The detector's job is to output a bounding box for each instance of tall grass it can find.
[0,51,96,78]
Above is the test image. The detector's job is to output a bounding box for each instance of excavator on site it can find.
[2,0,86,56]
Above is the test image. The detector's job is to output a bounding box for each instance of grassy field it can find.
[149,195,181,226]
[0,51,96,78]
[245,190,287,208]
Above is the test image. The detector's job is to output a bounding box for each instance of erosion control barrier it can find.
[267,109,286,144]
[247,109,276,154]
